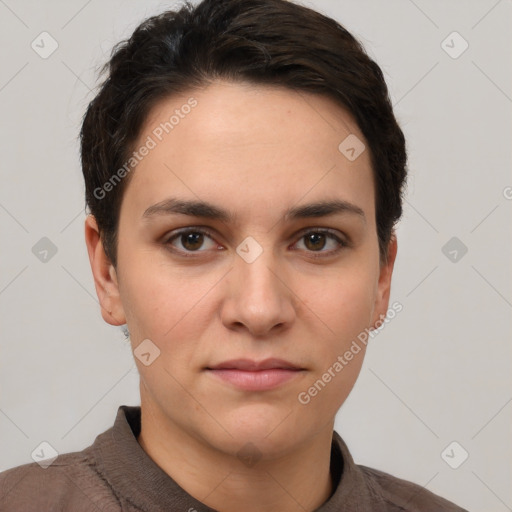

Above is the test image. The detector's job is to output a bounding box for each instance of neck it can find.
[137,402,335,512]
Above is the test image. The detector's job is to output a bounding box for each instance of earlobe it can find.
[370,232,398,330]
[84,215,126,326]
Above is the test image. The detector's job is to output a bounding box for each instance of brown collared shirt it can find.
[0,405,468,511]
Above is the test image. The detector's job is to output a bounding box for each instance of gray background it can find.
[0,1,510,510]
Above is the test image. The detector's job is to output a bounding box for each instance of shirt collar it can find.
[92,405,377,511]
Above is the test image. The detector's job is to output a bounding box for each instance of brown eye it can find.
[294,229,346,257]
[165,228,217,253]
[303,232,328,251]
[181,232,205,251]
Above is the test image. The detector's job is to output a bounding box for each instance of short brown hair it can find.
[80,0,407,267]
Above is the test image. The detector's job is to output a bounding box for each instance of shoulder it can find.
[0,447,121,512]
[359,464,469,511]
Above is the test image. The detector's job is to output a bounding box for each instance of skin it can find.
[85,80,397,512]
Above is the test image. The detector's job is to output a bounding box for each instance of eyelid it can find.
[163,226,220,253]
[163,225,349,257]
[293,226,347,243]
[290,227,349,257]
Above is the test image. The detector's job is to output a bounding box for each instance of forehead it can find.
[122,81,375,225]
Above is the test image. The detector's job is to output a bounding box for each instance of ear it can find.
[370,232,398,330]
[84,215,126,326]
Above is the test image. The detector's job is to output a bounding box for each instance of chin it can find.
[210,405,307,457]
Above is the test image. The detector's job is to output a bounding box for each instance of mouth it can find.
[205,358,305,391]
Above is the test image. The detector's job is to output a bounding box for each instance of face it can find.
[86,80,396,460]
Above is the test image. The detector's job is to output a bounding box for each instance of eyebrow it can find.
[142,197,366,223]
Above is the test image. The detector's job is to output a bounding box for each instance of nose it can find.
[220,247,296,338]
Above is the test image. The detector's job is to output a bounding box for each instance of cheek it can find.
[298,263,378,344]
[301,350,366,421]
[118,255,221,376]
[118,253,201,336]
[296,274,372,414]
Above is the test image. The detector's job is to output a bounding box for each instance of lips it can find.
[206,358,305,391]
[207,358,303,371]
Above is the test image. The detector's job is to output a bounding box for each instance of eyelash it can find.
[163,227,348,259]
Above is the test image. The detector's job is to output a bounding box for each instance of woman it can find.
[0,1,467,510]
